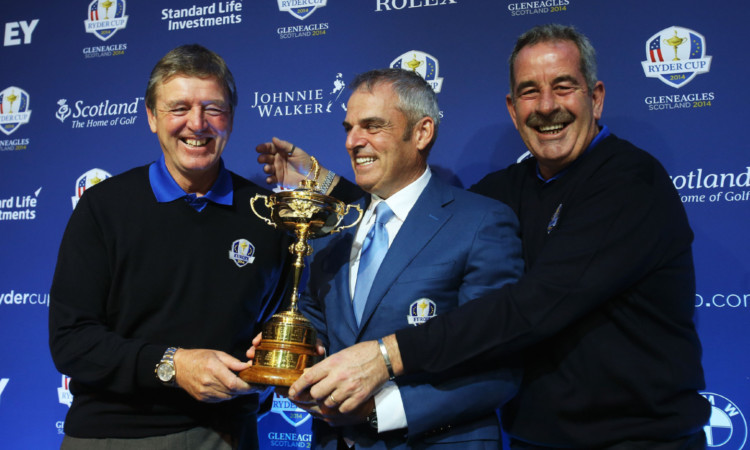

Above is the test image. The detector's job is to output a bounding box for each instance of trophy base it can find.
[239,365,303,387]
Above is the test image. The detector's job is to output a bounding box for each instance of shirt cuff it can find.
[374,381,406,432]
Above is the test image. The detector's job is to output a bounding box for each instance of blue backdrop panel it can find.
[1,1,747,449]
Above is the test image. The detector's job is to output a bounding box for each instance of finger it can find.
[288,363,327,399]
[323,392,340,409]
[215,351,251,373]
[271,136,294,154]
[255,141,275,154]
[257,153,276,165]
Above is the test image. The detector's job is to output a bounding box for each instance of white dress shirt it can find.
[348,166,431,433]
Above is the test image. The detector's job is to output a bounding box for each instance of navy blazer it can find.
[300,174,524,449]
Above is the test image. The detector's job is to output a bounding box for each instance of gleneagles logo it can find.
[56,97,142,129]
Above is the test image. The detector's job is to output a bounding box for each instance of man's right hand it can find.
[173,348,261,402]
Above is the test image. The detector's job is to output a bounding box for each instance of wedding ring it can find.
[288,145,296,156]
[329,394,337,404]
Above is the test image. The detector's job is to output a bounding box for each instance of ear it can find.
[413,116,435,152]
[146,107,158,133]
[506,94,519,130]
[591,81,605,120]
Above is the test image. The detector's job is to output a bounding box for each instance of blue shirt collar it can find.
[149,154,233,211]
[536,124,610,183]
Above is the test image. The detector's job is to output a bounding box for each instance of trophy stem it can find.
[287,224,312,312]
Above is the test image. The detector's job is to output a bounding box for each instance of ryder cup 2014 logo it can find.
[58,375,72,407]
[407,298,436,325]
[85,0,129,42]
[641,26,712,89]
[702,392,747,449]
[278,0,327,20]
[391,51,444,93]
[0,87,32,136]
[270,392,311,427]
[228,239,255,267]
[72,168,112,209]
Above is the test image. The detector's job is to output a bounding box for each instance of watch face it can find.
[157,363,175,382]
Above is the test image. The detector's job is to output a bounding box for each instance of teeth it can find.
[184,138,208,146]
[356,157,376,165]
[538,124,564,134]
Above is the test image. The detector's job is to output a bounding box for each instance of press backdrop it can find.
[1,1,748,449]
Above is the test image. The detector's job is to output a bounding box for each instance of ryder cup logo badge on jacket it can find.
[57,375,72,407]
[701,392,747,449]
[391,51,444,93]
[278,0,326,20]
[0,86,32,136]
[407,298,436,325]
[641,26,711,88]
[85,0,129,42]
[228,239,255,267]
[71,168,112,209]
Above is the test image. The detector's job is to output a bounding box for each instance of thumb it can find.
[217,351,252,372]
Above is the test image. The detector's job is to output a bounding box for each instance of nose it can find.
[187,106,208,131]
[345,127,365,152]
[537,87,557,115]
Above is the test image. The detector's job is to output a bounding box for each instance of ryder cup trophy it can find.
[239,158,362,386]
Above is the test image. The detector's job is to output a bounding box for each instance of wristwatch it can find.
[155,347,178,385]
[366,407,378,430]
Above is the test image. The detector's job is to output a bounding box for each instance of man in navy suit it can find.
[257,68,523,448]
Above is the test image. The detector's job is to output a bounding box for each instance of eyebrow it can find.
[162,99,228,108]
[342,117,388,129]
[515,74,582,93]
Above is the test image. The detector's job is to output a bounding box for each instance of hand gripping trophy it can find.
[240,158,362,386]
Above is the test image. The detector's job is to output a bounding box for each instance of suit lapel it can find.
[357,177,454,334]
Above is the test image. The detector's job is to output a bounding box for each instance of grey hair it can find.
[508,24,598,98]
[349,68,440,154]
[145,44,238,115]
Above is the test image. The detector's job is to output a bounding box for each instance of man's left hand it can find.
[287,340,389,414]
[291,392,375,428]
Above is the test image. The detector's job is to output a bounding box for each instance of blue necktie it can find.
[352,202,394,325]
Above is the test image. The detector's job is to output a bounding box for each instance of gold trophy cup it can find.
[239,158,362,386]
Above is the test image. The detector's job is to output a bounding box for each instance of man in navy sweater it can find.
[50,44,287,449]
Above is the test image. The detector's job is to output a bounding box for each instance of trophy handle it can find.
[330,204,364,234]
[250,194,276,228]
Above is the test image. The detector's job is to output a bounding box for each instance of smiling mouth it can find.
[182,138,211,147]
[355,156,376,166]
[536,123,567,135]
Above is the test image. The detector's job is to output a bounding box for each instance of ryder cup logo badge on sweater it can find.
[229,239,255,267]
[701,392,747,449]
[407,298,436,325]
[85,0,129,42]
[391,51,444,93]
[0,87,32,136]
[641,26,711,88]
